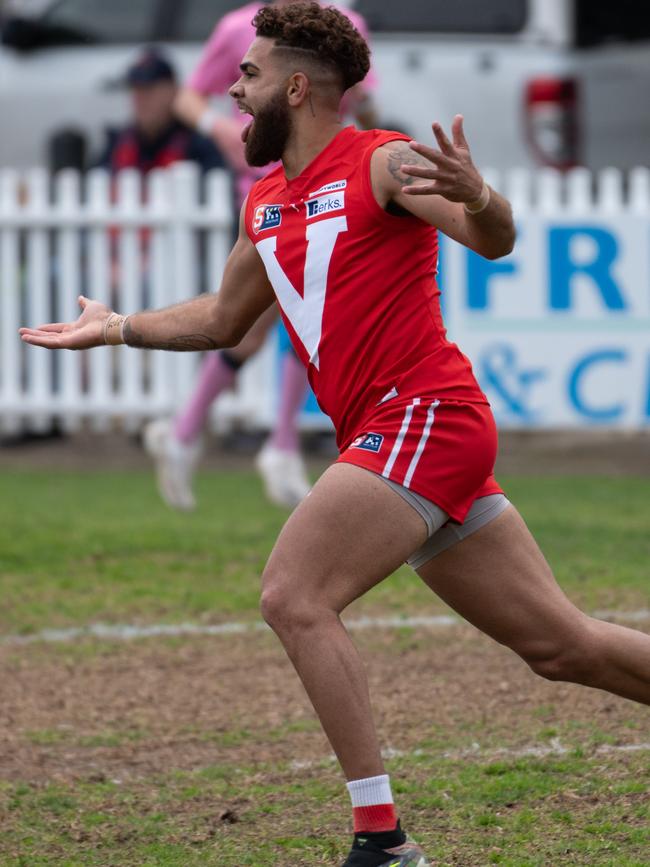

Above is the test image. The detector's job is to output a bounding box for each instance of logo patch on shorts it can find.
[350,432,384,453]
[253,204,282,234]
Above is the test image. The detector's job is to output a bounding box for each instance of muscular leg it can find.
[417,505,650,705]
[260,463,429,779]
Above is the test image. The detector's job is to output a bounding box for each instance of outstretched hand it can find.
[19,296,112,350]
[401,115,484,202]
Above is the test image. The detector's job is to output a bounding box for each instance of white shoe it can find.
[143,418,202,512]
[255,444,311,509]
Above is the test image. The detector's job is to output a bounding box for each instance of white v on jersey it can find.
[255,215,348,369]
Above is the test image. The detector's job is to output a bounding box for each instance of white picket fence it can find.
[0,162,282,435]
[1,163,649,434]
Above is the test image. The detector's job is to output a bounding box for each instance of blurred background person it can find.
[92,48,227,436]
[143,0,379,512]
[95,47,225,177]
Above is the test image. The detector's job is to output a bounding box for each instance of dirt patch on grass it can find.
[1,626,647,785]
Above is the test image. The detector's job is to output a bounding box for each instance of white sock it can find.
[347,774,397,833]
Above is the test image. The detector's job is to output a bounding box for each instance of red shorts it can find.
[337,397,502,523]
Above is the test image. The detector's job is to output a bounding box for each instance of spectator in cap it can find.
[93,49,228,351]
[95,48,226,175]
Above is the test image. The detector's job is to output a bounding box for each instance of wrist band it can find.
[103,313,127,346]
[464,182,490,215]
[197,107,219,136]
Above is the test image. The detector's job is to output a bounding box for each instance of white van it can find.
[1,0,649,170]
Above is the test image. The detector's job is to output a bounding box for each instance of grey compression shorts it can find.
[376,475,511,569]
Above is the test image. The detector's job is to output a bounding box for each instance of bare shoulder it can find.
[370,140,432,207]
[372,140,431,187]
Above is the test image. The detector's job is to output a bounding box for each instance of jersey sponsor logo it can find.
[350,432,384,453]
[308,179,347,198]
[253,203,282,234]
[306,191,345,220]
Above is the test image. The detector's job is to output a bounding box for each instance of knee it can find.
[259,583,287,631]
[525,647,583,683]
[517,623,599,685]
[260,574,323,636]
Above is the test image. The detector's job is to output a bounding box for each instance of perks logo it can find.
[253,204,282,234]
[306,191,345,220]
[350,433,384,453]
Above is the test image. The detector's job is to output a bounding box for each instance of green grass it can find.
[0,467,648,866]
[0,752,647,866]
[0,470,283,634]
[0,471,649,633]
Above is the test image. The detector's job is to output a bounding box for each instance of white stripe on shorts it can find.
[382,398,420,479]
[403,399,440,489]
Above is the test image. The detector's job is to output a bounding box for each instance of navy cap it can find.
[125,49,176,86]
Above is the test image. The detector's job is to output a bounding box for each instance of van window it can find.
[354,0,528,34]
[575,1,650,47]
[40,0,158,43]
[176,0,254,41]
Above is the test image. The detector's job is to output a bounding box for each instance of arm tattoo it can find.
[123,320,218,352]
[386,143,431,187]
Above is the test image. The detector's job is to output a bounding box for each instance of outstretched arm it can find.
[371,115,515,260]
[20,204,275,352]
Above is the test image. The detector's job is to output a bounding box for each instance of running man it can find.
[20,4,650,865]
[145,0,379,511]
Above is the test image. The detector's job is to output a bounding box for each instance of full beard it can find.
[244,90,291,167]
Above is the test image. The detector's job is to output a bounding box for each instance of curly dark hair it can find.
[253,2,370,92]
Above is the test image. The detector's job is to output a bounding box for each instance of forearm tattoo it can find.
[123,320,218,352]
[386,143,431,187]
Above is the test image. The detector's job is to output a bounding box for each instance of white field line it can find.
[290,738,650,770]
[1,610,649,647]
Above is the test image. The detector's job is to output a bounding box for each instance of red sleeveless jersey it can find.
[245,126,489,451]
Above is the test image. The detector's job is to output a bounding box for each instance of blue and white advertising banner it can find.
[440,216,650,429]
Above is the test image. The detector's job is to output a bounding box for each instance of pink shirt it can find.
[188,1,378,203]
